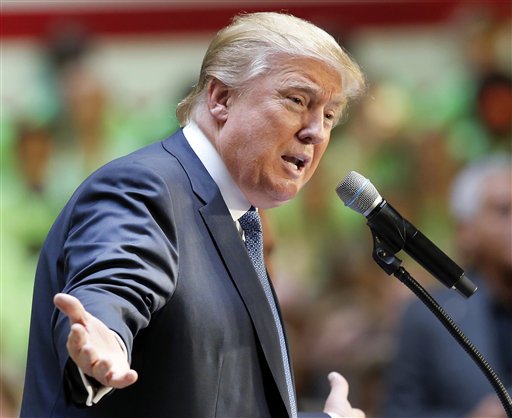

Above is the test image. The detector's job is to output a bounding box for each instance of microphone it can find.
[336,171,477,298]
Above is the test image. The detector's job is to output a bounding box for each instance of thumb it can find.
[324,371,349,411]
[324,372,365,418]
[54,293,87,325]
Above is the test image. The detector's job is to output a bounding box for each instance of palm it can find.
[54,293,138,388]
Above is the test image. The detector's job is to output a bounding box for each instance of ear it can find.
[207,78,231,123]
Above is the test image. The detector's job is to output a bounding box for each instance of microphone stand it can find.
[370,232,512,417]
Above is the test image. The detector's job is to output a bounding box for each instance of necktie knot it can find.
[238,209,265,277]
[239,209,262,235]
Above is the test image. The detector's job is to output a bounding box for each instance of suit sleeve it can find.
[53,160,179,382]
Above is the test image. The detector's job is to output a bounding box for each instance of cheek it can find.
[309,143,329,172]
[228,140,271,186]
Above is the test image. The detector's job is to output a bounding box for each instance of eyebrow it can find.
[283,86,345,127]
[284,80,344,109]
[285,80,321,96]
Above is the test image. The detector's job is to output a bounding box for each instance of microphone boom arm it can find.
[370,229,512,417]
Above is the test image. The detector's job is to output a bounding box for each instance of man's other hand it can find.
[323,371,365,418]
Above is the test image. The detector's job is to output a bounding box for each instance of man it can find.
[21,12,366,418]
[381,155,512,418]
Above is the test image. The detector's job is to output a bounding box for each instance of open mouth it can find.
[282,155,306,171]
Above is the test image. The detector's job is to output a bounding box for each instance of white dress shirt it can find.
[183,122,251,221]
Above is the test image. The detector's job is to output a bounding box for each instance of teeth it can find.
[282,156,304,169]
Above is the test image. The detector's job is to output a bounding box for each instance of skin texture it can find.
[201,56,344,209]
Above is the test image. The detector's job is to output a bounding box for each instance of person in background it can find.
[380,154,511,418]
[475,72,512,151]
[0,121,59,415]
[21,12,367,418]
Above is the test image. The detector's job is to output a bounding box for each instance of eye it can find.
[325,112,338,126]
[289,96,305,106]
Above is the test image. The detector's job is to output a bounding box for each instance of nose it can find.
[297,110,330,145]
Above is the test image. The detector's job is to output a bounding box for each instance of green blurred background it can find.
[1,1,510,416]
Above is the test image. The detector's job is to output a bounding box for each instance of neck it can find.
[191,113,220,148]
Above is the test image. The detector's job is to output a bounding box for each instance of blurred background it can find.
[1,1,510,416]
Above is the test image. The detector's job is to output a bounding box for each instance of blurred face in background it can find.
[461,167,512,301]
[16,126,53,192]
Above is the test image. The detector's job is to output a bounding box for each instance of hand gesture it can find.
[54,293,138,389]
[323,372,365,418]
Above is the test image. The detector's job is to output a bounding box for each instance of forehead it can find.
[264,56,343,100]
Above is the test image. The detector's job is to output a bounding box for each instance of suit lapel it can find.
[162,131,292,415]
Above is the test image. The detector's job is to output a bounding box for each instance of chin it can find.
[245,179,303,209]
[250,198,289,210]
[249,191,296,209]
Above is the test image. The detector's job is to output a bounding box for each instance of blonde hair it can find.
[176,12,365,126]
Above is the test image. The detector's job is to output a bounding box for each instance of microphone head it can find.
[336,171,382,216]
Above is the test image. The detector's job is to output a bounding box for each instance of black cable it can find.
[393,266,512,418]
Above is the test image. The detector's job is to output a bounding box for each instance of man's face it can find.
[212,56,344,209]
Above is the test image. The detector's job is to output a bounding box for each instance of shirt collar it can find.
[182,122,251,222]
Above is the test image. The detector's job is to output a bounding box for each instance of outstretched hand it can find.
[54,293,138,389]
[323,372,365,418]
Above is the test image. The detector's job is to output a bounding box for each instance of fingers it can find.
[55,293,139,390]
[328,371,349,398]
[67,323,89,354]
[54,293,87,325]
[108,369,138,389]
[67,326,138,388]
[87,355,138,389]
[67,323,97,375]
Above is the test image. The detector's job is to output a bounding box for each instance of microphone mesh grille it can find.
[336,171,381,215]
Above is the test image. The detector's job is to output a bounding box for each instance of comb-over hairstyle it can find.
[176,12,366,126]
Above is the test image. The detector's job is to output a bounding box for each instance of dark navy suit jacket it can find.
[21,130,319,417]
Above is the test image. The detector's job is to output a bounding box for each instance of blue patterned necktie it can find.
[238,209,297,417]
